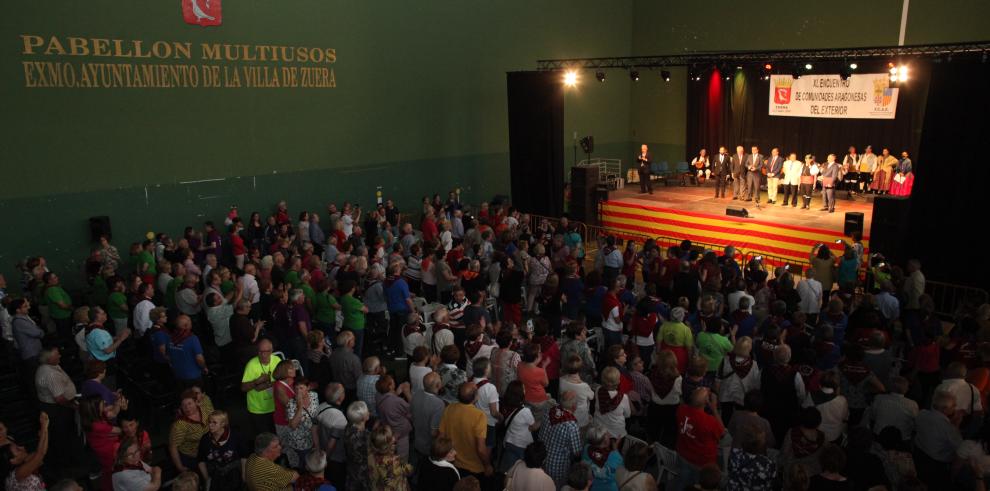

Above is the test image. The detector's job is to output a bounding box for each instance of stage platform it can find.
[601,182,872,267]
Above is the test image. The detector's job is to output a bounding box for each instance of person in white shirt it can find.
[132,283,156,337]
[810,371,849,443]
[407,346,433,394]
[796,270,823,322]
[559,356,595,429]
[935,362,984,417]
[593,367,631,439]
[500,381,541,473]
[727,280,755,314]
[240,263,261,306]
[781,152,804,207]
[858,145,878,192]
[314,383,348,479]
[472,359,500,432]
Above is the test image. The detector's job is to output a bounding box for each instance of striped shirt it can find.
[244,454,296,491]
[35,364,76,404]
[169,396,214,458]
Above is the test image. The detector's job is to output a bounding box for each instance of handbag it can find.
[822,176,836,187]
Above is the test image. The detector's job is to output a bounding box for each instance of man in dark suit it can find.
[637,144,653,194]
[712,146,731,198]
[745,145,764,202]
[765,147,784,204]
[730,145,748,200]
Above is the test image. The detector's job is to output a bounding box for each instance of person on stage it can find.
[712,146,731,199]
[870,148,898,195]
[730,145,748,200]
[842,146,861,198]
[890,151,915,197]
[637,144,653,195]
[692,149,710,185]
[799,154,817,210]
[765,148,784,205]
[820,154,842,213]
[745,146,764,203]
[781,152,803,208]
[858,146,877,193]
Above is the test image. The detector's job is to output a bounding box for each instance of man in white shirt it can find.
[903,259,925,311]
[240,263,261,307]
[132,283,156,337]
[727,280,755,313]
[796,269,823,323]
[935,362,984,416]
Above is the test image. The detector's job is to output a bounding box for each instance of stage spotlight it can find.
[629,69,640,81]
[761,63,772,80]
[660,70,671,82]
[897,65,909,82]
[563,70,578,87]
[849,63,858,70]
[804,63,813,70]
[595,70,606,82]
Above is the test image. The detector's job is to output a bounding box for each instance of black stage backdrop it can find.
[687,66,929,163]
[507,71,565,217]
[903,60,990,284]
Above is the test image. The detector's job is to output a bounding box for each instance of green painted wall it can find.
[624,0,990,164]
[0,1,634,288]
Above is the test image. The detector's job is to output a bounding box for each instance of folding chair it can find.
[652,443,680,487]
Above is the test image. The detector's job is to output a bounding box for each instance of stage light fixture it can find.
[804,63,813,70]
[660,70,671,82]
[595,70,606,82]
[563,70,578,87]
[760,63,772,80]
[897,64,909,82]
[849,63,858,70]
[629,69,640,81]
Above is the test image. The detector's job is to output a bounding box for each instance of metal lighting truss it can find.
[536,41,990,71]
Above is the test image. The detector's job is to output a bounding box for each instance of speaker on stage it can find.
[869,196,910,264]
[844,212,864,237]
[89,216,112,241]
[570,166,600,225]
[726,206,749,218]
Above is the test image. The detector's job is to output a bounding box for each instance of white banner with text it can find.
[769,73,899,119]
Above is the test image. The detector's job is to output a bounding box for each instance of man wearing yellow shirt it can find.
[241,338,282,439]
[439,382,493,482]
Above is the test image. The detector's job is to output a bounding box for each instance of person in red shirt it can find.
[658,246,682,299]
[675,386,725,490]
[230,218,247,270]
[421,209,439,244]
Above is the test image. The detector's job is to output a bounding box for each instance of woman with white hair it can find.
[717,336,762,423]
[580,424,623,491]
[344,401,371,491]
[593,367,632,440]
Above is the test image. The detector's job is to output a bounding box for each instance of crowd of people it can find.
[0,190,987,491]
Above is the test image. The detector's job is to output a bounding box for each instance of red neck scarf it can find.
[210,428,231,447]
[170,328,194,345]
[465,340,483,358]
[729,356,754,378]
[588,445,611,468]
[840,361,871,384]
[597,386,624,414]
[548,406,577,426]
[603,292,624,319]
[649,366,677,398]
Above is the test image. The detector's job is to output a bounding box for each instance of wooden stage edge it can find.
[604,183,874,237]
